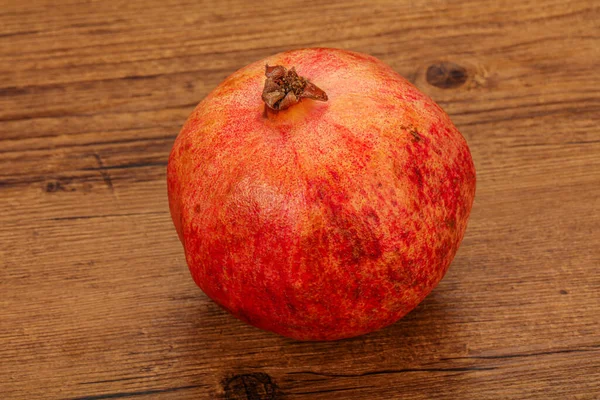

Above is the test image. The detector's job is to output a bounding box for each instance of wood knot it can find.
[45,178,75,193]
[223,373,278,400]
[426,62,468,89]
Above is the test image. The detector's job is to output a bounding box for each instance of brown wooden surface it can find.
[1,0,599,399]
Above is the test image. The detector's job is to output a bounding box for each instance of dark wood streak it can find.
[47,211,168,221]
[565,139,600,146]
[288,366,498,379]
[0,135,178,155]
[0,127,171,143]
[0,160,168,188]
[66,385,203,400]
[450,99,600,118]
[81,161,168,171]
[292,386,375,396]
[457,105,600,126]
[0,29,40,38]
[441,346,600,361]
[507,140,600,148]
[0,102,197,123]
[0,71,210,96]
[79,376,151,385]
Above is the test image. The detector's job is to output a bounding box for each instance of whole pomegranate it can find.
[167,48,475,341]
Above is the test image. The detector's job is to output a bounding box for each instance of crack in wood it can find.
[82,160,168,171]
[292,385,374,395]
[287,366,497,379]
[79,376,148,385]
[66,384,202,400]
[441,345,600,361]
[92,153,114,192]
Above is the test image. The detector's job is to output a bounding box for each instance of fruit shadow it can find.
[179,281,469,396]
[279,288,472,398]
[287,286,465,363]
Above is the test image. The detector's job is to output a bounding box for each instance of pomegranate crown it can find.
[261,64,328,111]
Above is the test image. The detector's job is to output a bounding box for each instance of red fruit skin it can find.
[167,48,476,341]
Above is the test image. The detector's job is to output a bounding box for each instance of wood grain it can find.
[1,0,599,398]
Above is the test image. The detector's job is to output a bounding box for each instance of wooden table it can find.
[2,0,599,398]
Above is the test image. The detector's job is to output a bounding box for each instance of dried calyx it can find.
[261,65,328,111]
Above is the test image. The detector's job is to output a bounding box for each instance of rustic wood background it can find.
[1,0,599,398]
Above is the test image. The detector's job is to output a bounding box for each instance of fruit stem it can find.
[261,65,328,112]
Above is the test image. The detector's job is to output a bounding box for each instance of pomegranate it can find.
[167,48,475,341]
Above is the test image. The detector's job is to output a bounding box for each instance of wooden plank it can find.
[1,0,599,398]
